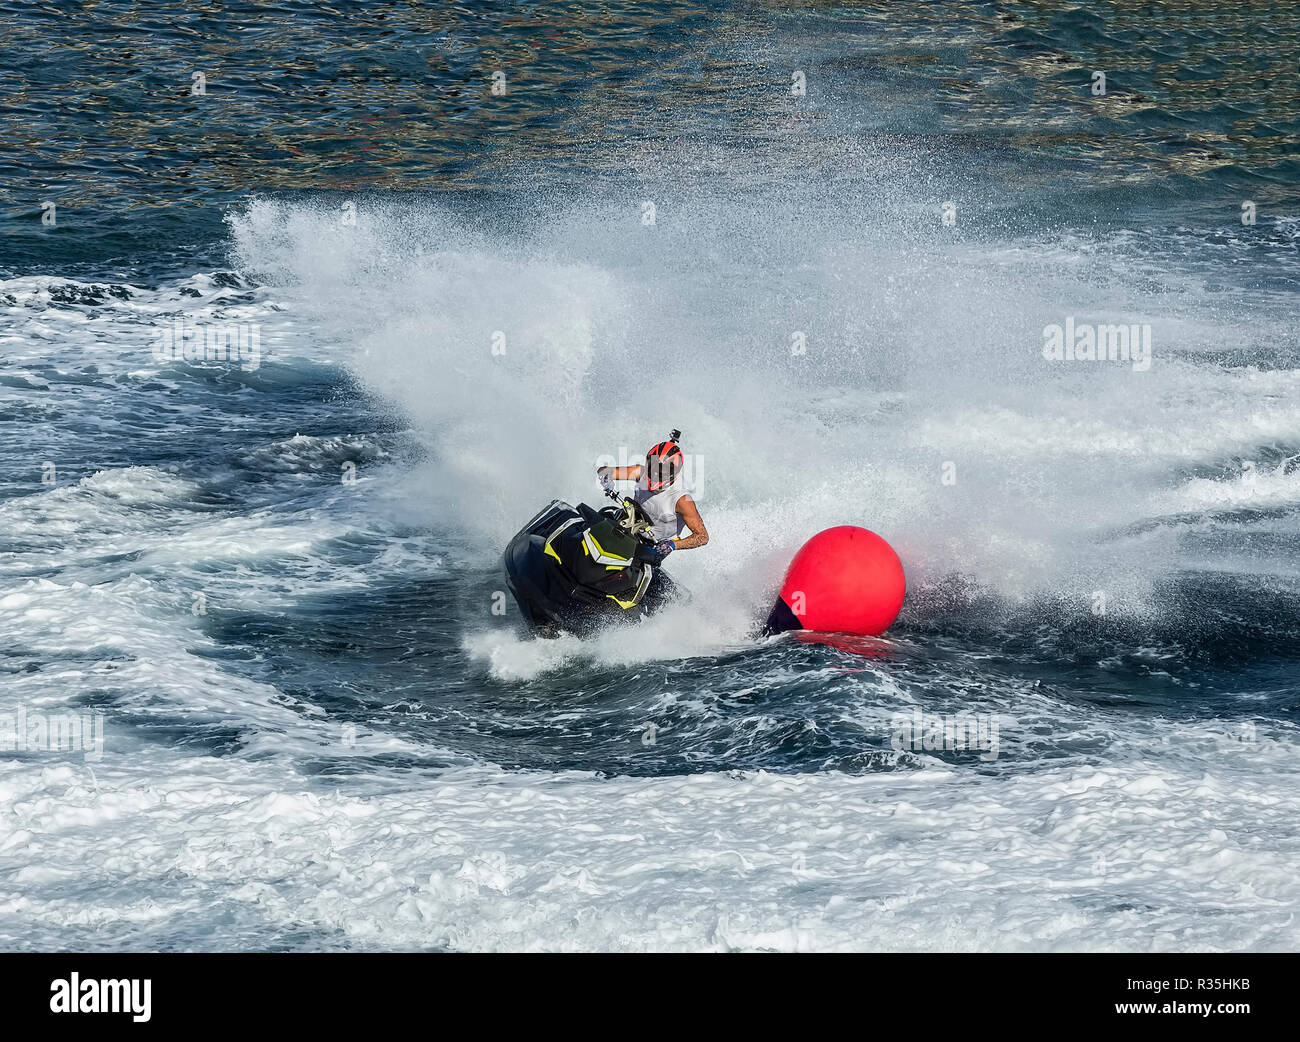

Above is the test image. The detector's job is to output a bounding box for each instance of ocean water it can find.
[2,0,1299,951]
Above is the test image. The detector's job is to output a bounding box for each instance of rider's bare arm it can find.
[672,495,709,549]
[598,465,643,482]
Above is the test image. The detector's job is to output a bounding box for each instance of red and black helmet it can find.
[644,430,684,492]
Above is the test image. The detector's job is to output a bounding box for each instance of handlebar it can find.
[602,486,656,543]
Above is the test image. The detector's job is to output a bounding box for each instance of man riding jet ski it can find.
[502,430,709,637]
[597,428,709,560]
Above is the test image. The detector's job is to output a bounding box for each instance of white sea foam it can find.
[2,740,1297,951]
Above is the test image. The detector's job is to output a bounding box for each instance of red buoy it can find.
[763,526,906,637]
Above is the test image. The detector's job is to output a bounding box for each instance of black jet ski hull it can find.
[503,499,677,637]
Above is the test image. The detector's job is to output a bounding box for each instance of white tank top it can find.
[634,474,690,542]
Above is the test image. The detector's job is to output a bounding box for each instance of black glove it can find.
[636,540,675,566]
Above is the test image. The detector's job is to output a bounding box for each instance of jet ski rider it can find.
[596,430,709,567]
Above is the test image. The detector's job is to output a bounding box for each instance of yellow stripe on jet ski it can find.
[543,517,584,565]
[583,530,633,566]
[607,564,653,610]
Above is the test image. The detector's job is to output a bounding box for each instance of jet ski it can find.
[503,491,679,637]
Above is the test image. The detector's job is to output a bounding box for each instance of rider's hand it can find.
[637,539,675,565]
[597,467,615,492]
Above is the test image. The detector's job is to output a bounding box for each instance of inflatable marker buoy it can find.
[763,526,906,637]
